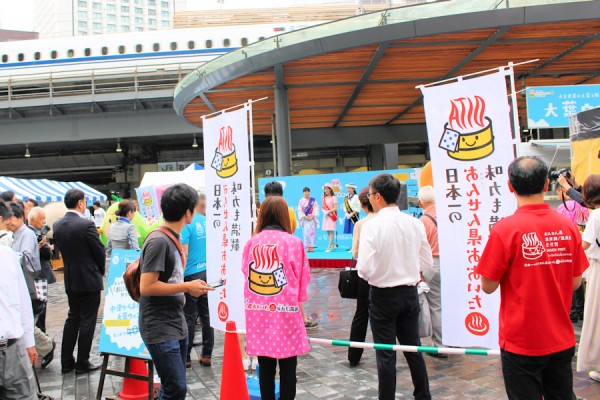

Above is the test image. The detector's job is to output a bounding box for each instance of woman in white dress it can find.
[577,174,600,381]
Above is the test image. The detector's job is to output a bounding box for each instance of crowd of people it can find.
[1,155,599,400]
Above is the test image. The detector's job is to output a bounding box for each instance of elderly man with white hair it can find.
[418,186,445,358]
[28,206,57,369]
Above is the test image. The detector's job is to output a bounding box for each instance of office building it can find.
[35,0,175,38]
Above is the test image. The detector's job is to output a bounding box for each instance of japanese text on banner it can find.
[421,71,517,349]
[203,106,252,331]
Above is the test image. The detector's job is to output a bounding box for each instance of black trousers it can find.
[570,285,585,319]
[501,347,575,400]
[183,271,214,360]
[258,356,297,400]
[61,291,101,369]
[370,285,431,400]
[348,278,370,364]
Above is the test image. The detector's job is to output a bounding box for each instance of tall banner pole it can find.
[420,65,520,349]
[507,62,521,145]
[248,100,257,226]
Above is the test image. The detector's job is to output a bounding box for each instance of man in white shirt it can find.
[0,244,37,399]
[93,201,105,228]
[357,173,433,400]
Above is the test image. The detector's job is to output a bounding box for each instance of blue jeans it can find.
[147,338,188,399]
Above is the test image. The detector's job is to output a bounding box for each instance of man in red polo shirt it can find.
[476,156,588,400]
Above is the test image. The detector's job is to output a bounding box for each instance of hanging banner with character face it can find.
[420,71,517,349]
[203,106,252,331]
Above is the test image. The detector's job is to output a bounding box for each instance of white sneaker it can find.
[242,357,251,371]
[589,371,600,382]
[251,357,259,371]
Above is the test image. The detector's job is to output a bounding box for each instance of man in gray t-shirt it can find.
[139,184,211,399]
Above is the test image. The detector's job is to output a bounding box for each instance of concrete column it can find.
[274,64,291,176]
[369,143,398,170]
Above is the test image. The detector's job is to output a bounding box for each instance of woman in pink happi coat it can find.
[242,196,311,400]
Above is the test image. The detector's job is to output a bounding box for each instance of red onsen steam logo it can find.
[465,312,490,336]
[218,126,233,153]
[218,302,229,322]
[448,96,487,131]
[252,244,280,271]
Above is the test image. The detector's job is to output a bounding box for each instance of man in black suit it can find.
[53,189,106,374]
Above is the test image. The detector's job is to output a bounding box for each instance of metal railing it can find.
[0,61,203,105]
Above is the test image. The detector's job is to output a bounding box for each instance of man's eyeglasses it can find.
[367,192,378,198]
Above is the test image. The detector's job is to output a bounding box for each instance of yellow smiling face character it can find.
[448,117,495,161]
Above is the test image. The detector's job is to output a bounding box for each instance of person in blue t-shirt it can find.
[181,193,214,368]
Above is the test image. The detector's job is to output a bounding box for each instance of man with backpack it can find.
[139,184,212,399]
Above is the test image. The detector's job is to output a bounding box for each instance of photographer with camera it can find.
[553,168,586,207]
[29,207,57,334]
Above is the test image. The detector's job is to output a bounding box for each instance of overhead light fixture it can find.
[24,144,30,158]
[192,136,198,148]
[116,140,123,153]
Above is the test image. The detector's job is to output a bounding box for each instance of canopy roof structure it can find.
[0,176,107,203]
[174,0,600,136]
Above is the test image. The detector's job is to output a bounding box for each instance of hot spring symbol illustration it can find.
[211,125,238,178]
[248,244,288,296]
[438,96,495,161]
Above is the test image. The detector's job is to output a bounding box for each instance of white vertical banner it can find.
[420,71,517,349]
[203,105,252,331]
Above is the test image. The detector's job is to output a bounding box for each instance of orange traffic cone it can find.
[220,320,249,400]
[119,358,152,400]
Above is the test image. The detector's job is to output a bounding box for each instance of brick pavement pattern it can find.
[36,268,600,399]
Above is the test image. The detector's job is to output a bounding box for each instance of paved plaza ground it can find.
[36,268,600,399]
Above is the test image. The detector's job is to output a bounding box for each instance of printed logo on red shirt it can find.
[218,301,229,322]
[465,312,490,336]
[521,232,546,260]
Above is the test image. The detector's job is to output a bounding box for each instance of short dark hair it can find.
[64,189,86,209]
[303,187,310,193]
[93,200,101,207]
[26,199,38,207]
[161,184,198,222]
[8,201,24,220]
[583,174,600,207]
[116,200,135,217]
[358,187,373,212]
[0,191,15,202]
[0,200,12,221]
[264,181,283,197]
[508,156,548,196]
[369,173,400,204]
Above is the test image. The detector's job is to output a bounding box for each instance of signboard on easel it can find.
[99,249,150,360]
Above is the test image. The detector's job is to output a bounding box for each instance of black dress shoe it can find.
[41,341,56,369]
[62,356,76,373]
[75,362,102,375]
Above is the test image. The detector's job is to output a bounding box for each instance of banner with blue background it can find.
[526,84,600,128]
[258,168,421,255]
[99,249,150,359]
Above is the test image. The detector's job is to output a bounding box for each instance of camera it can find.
[549,168,571,181]
[37,225,51,243]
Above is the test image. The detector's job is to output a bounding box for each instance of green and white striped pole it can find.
[308,337,500,356]
[235,330,499,356]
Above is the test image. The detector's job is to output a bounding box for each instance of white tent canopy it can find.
[139,169,205,192]
[0,176,107,204]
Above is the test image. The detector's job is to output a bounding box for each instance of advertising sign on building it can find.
[202,106,252,331]
[420,71,517,349]
[526,84,600,128]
